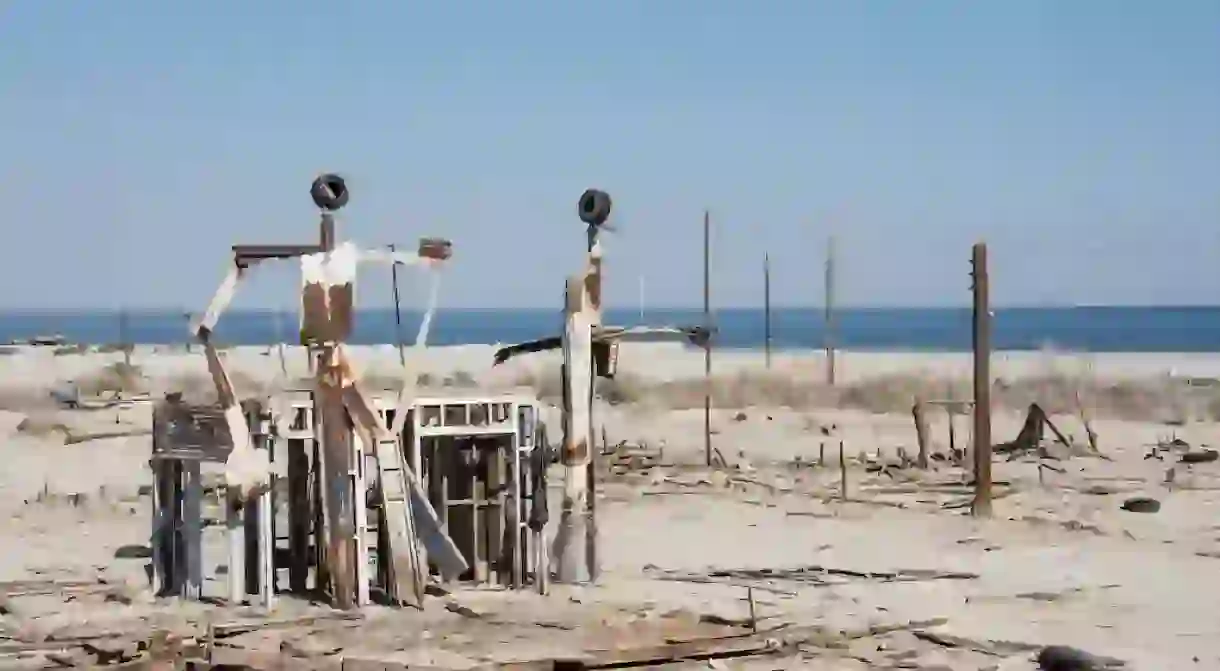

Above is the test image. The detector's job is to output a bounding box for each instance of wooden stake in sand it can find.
[912,401,930,469]
[838,440,848,501]
[970,242,993,517]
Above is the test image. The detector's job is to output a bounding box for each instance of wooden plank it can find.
[317,381,356,610]
[287,437,312,594]
[183,461,203,599]
[226,489,247,604]
[555,274,594,584]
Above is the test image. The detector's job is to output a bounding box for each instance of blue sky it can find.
[2,1,1218,310]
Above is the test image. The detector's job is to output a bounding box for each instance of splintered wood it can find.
[555,246,600,584]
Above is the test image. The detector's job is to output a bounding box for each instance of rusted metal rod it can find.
[970,242,993,517]
[763,252,772,369]
[389,243,406,367]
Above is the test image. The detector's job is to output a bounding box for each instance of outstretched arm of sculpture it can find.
[191,258,291,497]
[491,325,712,367]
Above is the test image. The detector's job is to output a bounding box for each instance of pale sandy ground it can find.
[2,344,1220,668]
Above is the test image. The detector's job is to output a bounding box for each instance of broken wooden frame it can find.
[150,390,548,607]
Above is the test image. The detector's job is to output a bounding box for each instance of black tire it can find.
[1180,449,1219,464]
[1120,496,1160,513]
[577,189,612,227]
[1036,645,1104,671]
[310,173,350,211]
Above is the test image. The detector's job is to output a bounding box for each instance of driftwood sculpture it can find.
[994,402,1073,458]
[492,189,709,584]
[189,174,464,608]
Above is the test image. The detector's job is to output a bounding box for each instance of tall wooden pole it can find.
[703,210,713,467]
[970,242,993,517]
[824,236,836,386]
[763,253,772,369]
[316,210,357,608]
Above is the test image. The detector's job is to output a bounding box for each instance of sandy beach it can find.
[2,343,1219,669]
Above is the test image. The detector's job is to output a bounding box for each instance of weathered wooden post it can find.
[703,211,714,467]
[970,242,993,517]
[912,401,930,469]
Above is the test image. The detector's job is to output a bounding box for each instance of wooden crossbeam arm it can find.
[233,244,324,269]
[491,324,713,366]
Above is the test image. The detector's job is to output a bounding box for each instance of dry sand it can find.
[2,343,1220,668]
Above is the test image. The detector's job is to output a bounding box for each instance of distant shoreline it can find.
[0,306,1216,352]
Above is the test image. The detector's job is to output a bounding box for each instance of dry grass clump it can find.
[362,369,481,392]
[152,370,265,404]
[15,413,70,437]
[74,362,147,396]
[509,363,1220,423]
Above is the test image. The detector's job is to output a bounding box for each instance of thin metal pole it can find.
[638,276,645,321]
[824,236,836,385]
[389,243,406,367]
[273,309,287,377]
[763,252,772,369]
[703,210,713,467]
[971,242,993,517]
[118,307,131,369]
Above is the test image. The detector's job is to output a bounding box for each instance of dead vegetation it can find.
[510,365,1220,423]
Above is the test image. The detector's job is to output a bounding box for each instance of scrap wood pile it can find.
[597,437,668,483]
[0,574,1129,669]
[643,563,979,591]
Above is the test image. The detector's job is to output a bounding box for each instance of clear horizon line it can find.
[1,303,1219,314]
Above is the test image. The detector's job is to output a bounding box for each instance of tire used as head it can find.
[310,173,350,211]
[577,189,612,227]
